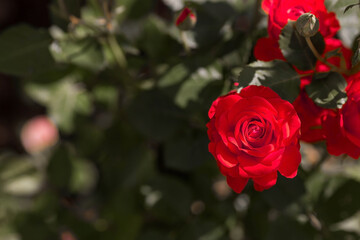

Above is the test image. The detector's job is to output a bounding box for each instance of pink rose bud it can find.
[21,116,59,154]
[175,7,197,30]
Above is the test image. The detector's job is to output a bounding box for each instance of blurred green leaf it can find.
[164,132,210,172]
[127,89,184,141]
[179,220,226,240]
[70,158,98,194]
[352,36,360,67]
[47,144,73,190]
[266,215,315,240]
[26,76,93,133]
[93,85,118,110]
[176,63,222,108]
[50,38,105,71]
[238,60,300,102]
[316,179,360,224]
[146,176,192,223]
[137,15,181,62]
[0,24,55,77]
[14,213,57,240]
[138,231,171,240]
[279,22,325,71]
[344,3,360,13]
[0,155,42,197]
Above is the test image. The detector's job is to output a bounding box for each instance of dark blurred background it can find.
[1,0,360,240]
[0,0,51,152]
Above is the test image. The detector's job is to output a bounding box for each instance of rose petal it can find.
[261,0,272,13]
[216,142,238,168]
[253,37,284,61]
[343,100,360,147]
[240,85,280,100]
[226,176,249,193]
[323,112,360,159]
[278,145,301,178]
[239,149,283,177]
[268,98,301,144]
[252,171,277,191]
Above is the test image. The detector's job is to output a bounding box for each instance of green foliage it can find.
[352,36,360,67]
[305,72,348,109]
[0,24,55,76]
[279,22,325,71]
[237,60,300,102]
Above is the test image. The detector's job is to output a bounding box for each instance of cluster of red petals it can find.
[254,0,340,62]
[175,7,196,26]
[254,0,360,159]
[207,86,301,193]
[323,79,360,159]
[296,39,360,158]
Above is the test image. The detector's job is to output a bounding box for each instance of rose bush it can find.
[262,0,339,40]
[207,85,301,193]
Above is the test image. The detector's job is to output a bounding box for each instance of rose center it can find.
[287,6,306,20]
[247,122,264,139]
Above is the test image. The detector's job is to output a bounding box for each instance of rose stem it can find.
[305,36,350,75]
[181,31,190,54]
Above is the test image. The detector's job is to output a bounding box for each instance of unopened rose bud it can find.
[20,116,59,154]
[296,13,320,37]
[175,7,196,31]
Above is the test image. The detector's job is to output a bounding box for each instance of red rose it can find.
[323,79,360,158]
[255,0,340,62]
[207,86,301,193]
[263,0,339,40]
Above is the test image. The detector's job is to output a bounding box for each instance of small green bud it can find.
[296,13,320,37]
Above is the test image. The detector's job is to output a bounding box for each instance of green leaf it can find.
[25,76,93,133]
[0,155,43,197]
[158,62,222,108]
[279,22,325,71]
[157,64,189,88]
[305,72,347,109]
[352,37,360,67]
[0,24,55,77]
[237,60,300,102]
[324,48,342,59]
[50,38,105,71]
[344,3,360,13]
[175,64,222,108]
